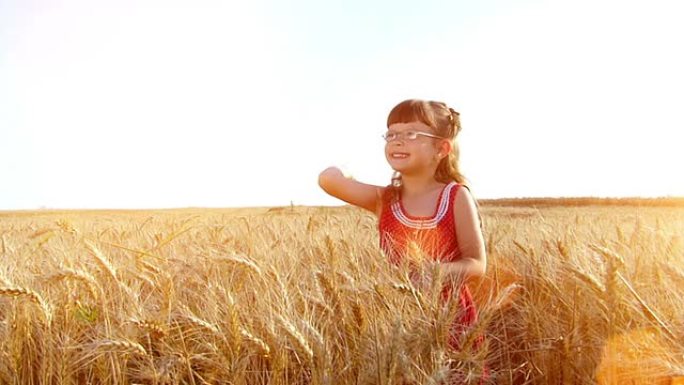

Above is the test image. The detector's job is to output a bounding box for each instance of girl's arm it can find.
[318,166,384,216]
[440,185,487,283]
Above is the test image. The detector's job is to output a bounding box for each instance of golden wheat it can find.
[46,267,100,300]
[240,327,271,357]
[84,239,118,281]
[93,339,148,356]
[276,314,314,362]
[0,286,52,323]
[0,204,682,384]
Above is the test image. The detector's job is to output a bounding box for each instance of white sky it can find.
[1,0,683,209]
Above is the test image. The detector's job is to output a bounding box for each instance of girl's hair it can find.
[386,99,468,192]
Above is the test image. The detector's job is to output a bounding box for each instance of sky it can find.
[1,0,683,209]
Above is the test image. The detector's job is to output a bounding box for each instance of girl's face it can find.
[384,121,447,176]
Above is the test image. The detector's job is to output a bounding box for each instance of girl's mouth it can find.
[391,152,409,159]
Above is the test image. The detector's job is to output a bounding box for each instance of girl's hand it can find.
[416,271,433,292]
[413,261,440,292]
[320,166,354,181]
[318,166,384,215]
[320,166,344,179]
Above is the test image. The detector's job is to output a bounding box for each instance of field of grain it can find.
[0,204,683,384]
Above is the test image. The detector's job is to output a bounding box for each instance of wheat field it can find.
[0,203,683,384]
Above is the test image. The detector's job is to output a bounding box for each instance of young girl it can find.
[318,99,487,382]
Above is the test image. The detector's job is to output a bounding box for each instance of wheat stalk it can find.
[316,270,342,314]
[29,228,55,239]
[590,243,626,268]
[325,235,336,260]
[350,300,366,333]
[425,357,451,385]
[177,310,220,335]
[84,239,117,281]
[556,238,571,260]
[566,265,606,295]
[267,269,293,310]
[137,259,162,275]
[616,272,676,340]
[0,286,53,324]
[46,267,101,300]
[392,282,426,313]
[306,294,333,316]
[213,254,263,276]
[128,318,167,338]
[225,290,242,354]
[277,315,314,362]
[93,339,147,356]
[373,283,393,311]
[491,283,523,311]
[300,318,326,354]
[239,327,271,357]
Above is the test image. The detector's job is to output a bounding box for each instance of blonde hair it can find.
[386,99,468,192]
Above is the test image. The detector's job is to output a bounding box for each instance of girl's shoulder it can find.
[451,183,477,208]
[443,181,465,201]
[450,183,485,232]
[375,185,396,218]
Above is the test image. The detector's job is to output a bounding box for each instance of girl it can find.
[318,99,487,382]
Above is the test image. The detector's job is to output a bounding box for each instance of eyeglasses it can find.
[381,130,445,142]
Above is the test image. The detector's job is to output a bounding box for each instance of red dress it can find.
[378,182,487,382]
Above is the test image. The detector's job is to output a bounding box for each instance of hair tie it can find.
[448,107,460,119]
[448,107,461,135]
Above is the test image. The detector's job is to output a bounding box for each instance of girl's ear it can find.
[439,140,453,158]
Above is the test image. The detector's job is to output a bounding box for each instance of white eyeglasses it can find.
[382,130,445,142]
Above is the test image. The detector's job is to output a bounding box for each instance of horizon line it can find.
[2,195,684,213]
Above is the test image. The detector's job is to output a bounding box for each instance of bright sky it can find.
[1,0,683,209]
